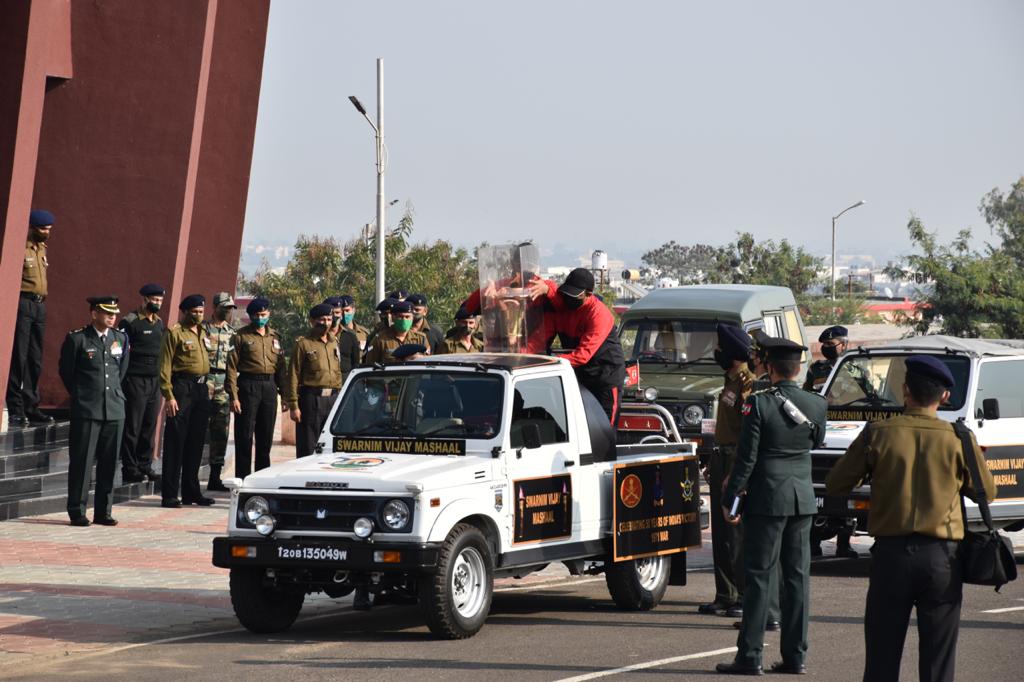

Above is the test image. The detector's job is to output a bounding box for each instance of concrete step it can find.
[0,447,72,477]
[0,420,70,454]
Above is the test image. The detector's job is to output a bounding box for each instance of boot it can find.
[206,465,228,492]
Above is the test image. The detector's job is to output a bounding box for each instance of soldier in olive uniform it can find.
[363,297,397,352]
[437,308,484,354]
[159,294,214,508]
[362,300,429,365]
[8,209,56,427]
[288,304,351,458]
[326,295,370,351]
[118,283,166,483]
[700,324,757,618]
[407,293,445,353]
[59,296,130,526]
[717,337,826,676]
[203,292,238,492]
[226,298,287,478]
[827,356,996,682]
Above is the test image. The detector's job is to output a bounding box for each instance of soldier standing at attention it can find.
[437,309,484,354]
[700,324,758,620]
[407,293,445,353]
[288,304,344,458]
[226,298,287,478]
[203,292,237,492]
[826,356,996,682]
[159,294,214,508]
[363,297,397,352]
[118,283,166,483]
[717,337,826,676]
[327,295,370,351]
[8,209,56,427]
[362,300,429,365]
[59,296,130,526]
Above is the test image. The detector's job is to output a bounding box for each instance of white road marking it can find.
[552,646,742,682]
[980,606,1024,614]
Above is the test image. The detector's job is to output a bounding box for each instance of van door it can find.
[970,358,1024,507]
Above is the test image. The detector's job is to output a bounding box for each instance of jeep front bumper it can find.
[212,536,442,572]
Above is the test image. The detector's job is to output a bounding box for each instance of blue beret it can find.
[819,325,849,342]
[406,293,427,307]
[392,343,427,360]
[29,209,54,227]
[338,295,355,308]
[139,283,165,297]
[179,294,205,311]
[323,296,344,307]
[309,303,333,319]
[376,298,398,313]
[454,306,473,321]
[717,323,752,361]
[246,297,270,317]
[905,355,954,389]
[388,289,409,301]
[392,300,413,314]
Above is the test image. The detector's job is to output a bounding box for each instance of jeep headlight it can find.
[683,404,705,426]
[254,514,276,536]
[244,496,269,523]
[382,499,411,530]
[643,386,659,402]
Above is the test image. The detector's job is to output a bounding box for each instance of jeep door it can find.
[970,357,1024,511]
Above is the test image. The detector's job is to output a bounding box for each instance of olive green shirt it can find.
[362,327,429,365]
[715,365,755,446]
[158,323,211,400]
[21,240,48,296]
[287,333,343,408]
[826,408,997,540]
[225,324,287,401]
[436,332,485,355]
[334,321,370,351]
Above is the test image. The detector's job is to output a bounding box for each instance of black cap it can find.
[309,303,333,319]
[392,300,413,314]
[905,355,954,389]
[246,297,270,317]
[323,296,344,307]
[558,268,595,297]
[179,294,205,311]
[717,323,752,361]
[760,336,807,362]
[376,298,398,313]
[139,283,165,297]
[392,343,427,360]
[388,289,409,301]
[406,293,427,307]
[337,295,355,308]
[454,306,473,321]
[819,325,849,342]
[88,296,120,314]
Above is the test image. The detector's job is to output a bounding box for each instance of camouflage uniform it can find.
[204,319,236,474]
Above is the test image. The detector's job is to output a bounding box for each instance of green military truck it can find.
[616,285,809,455]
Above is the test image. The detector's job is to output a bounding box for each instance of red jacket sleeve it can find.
[462,288,483,316]
[560,300,614,368]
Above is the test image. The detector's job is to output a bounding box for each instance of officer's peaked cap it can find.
[88,295,120,314]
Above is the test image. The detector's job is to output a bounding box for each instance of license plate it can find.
[275,544,348,562]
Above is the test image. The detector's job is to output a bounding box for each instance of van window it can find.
[510,376,569,448]
[617,318,720,365]
[762,313,782,337]
[974,360,1024,419]
[782,308,806,363]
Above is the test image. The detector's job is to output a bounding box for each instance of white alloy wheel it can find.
[451,546,487,619]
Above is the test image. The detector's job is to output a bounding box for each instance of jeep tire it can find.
[230,567,305,633]
[605,554,670,610]
[419,523,494,639]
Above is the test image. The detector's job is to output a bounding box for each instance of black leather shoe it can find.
[698,602,731,615]
[811,543,823,557]
[835,546,859,559]
[769,661,806,674]
[185,496,215,506]
[122,472,145,483]
[69,517,90,527]
[726,605,744,618]
[161,499,182,508]
[8,415,28,428]
[142,470,162,483]
[716,661,763,675]
[733,620,780,631]
[93,517,118,526]
[206,480,229,492]
[26,408,54,424]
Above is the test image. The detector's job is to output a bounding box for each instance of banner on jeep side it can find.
[612,456,702,562]
[513,474,572,544]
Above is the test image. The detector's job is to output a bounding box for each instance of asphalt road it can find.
[9,558,1022,681]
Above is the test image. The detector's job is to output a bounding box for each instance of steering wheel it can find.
[637,351,668,362]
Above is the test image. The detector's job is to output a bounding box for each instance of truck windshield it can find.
[825,353,971,411]
[618,319,719,365]
[330,371,504,440]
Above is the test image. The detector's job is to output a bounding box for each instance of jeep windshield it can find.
[619,318,719,366]
[331,371,504,440]
[825,353,970,412]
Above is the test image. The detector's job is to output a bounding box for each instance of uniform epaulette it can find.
[68,326,86,335]
[750,387,772,397]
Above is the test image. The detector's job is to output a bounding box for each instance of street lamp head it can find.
[856,199,866,206]
[348,95,367,115]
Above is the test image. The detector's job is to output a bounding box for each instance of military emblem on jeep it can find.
[620,474,642,509]
[680,471,694,502]
[328,456,388,469]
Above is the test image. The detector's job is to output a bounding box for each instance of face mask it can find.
[189,312,203,325]
[413,313,424,322]
[32,229,49,243]
[145,302,161,313]
[821,345,840,361]
[314,322,329,334]
[393,318,413,333]
[255,316,269,328]
[342,312,354,325]
[562,293,585,310]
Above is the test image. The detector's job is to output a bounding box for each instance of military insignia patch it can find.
[741,402,752,416]
[680,471,694,502]
[620,474,642,509]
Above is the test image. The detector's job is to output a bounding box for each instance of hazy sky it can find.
[243,0,1024,265]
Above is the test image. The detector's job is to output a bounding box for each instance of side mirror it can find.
[982,398,1000,420]
[521,423,543,450]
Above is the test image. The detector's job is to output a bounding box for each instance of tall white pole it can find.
[375,58,386,305]
[831,216,837,303]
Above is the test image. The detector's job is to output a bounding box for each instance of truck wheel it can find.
[419,523,494,639]
[229,567,305,633]
[605,555,670,610]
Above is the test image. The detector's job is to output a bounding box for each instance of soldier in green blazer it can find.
[58,296,130,526]
[716,336,826,676]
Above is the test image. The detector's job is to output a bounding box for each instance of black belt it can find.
[300,386,339,397]
[239,373,273,382]
[20,292,45,303]
[172,373,206,383]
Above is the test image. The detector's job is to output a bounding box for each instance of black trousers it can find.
[6,296,45,415]
[864,535,963,682]
[161,376,211,502]
[120,374,161,476]
[67,418,123,520]
[234,377,277,478]
[585,382,621,424]
[296,388,337,458]
[709,445,744,605]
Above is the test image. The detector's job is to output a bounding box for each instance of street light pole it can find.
[349,58,387,305]
[831,200,866,302]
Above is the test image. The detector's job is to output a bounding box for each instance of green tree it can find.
[981,176,1024,267]
[640,241,720,284]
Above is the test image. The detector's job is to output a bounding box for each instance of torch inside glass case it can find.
[476,243,543,353]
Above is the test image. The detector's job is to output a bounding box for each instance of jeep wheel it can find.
[419,523,494,639]
[605,555,670,610]
[229,567,305,633]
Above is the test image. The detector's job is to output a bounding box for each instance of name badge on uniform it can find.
[142,330,152,335]
[184,340,196,350]
[110,340,123,357]
[273,338,281,352]
[24,256,35,264]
